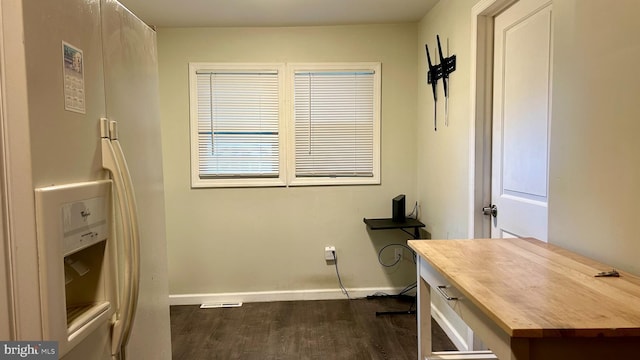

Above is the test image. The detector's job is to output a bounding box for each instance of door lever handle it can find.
[482,204,497,218]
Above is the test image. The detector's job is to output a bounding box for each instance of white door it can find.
[490,0,552,240]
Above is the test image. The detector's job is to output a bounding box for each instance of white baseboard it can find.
[430,301,469,351]
[169,287,409,306]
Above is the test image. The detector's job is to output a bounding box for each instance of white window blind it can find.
[293,70,376,178]
[195,70,280,179]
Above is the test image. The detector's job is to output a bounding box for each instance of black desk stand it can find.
[363,217,425,316]
[363,218,425,239]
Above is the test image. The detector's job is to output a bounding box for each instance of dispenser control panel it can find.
[62,196,108,256]
[34,180,115,357]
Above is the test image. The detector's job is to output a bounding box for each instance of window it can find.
[189,63,285,187]
[288,63,381,186]
[189,62,380,188]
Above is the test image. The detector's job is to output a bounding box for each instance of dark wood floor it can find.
[170,297,456,359]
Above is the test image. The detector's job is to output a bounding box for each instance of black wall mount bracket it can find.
[426,34,457,131]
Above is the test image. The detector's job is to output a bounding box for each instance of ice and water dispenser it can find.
[35,180,116,356]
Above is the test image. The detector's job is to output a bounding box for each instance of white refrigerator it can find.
[0,0,172,359]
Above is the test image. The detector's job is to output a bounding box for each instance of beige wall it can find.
[157,24,419,295]
[159,0,640,301]
[417,0,640,272]
[549,0,640,274]
[417,0,479,242]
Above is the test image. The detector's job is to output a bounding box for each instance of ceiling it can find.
[118,0,439,28]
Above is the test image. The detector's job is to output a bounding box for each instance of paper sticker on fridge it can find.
[62,42,86,114]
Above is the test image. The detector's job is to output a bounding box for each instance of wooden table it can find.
[408,238,640,360]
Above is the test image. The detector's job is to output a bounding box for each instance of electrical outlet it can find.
[324,246,336,261]
[394,248,403,261]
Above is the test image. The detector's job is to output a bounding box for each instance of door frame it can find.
[467,0,519,239]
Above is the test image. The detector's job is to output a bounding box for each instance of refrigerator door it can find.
[19,0,113,359]
[13,0,170,358]
[100,1,172,359]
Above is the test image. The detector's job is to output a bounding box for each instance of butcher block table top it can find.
[408,238,640,339]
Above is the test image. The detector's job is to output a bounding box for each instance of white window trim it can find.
[188,62,381,188]
[188,62,287,188]
[286,62,381,187]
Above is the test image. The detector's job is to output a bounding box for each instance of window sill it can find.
[191,177,287,188]
[287,177,380,187]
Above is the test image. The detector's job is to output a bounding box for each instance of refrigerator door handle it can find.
[109,120,141,357]
[100,119,135,360]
